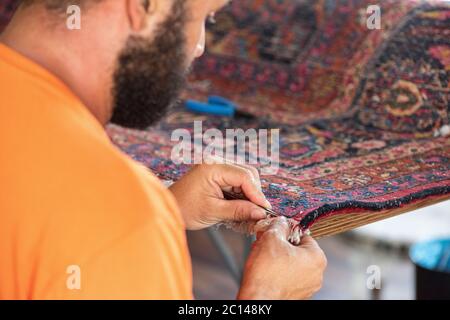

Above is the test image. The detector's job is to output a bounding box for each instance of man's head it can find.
[110,0,188,129]
[9,0,230,129]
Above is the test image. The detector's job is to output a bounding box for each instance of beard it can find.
[110,0,187,130]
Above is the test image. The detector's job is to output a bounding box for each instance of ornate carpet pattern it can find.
[108,0,450,234]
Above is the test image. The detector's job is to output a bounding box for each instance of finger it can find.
[255,218,273,240]
[219,162,262,193]
[211,164,271,209]
[232,186,243,194]
[217,199,268,222]
[299,235,322,251]
[263,217,291,241]
[226,163,266,207]
[206,155,257,175]
[233,163,262,191]
[299,235,327,268]
[206,156,263,193]
[256,230,265,241]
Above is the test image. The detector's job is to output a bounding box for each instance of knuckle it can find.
[213,163,225,170]
[263,229,281,240]
[246,165,260,178]
[273,217,289,230]
[206,155,225,164]
[233,205,246,221]
[238,166,251,175]
[231,165,245,175]
[213,163,233,175]
[242,168,254,181]
[266,229,279,237]
[198,163,212,172]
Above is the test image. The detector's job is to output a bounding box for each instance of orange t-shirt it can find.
[0,43,193,299]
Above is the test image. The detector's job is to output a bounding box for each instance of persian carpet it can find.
[108,0,450,237]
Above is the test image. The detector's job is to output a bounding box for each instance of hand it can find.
[169,163,272,230]
[238,217,327,300]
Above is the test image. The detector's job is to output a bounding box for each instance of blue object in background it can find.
[185,96,255,119]
[409,238,450,299]
[410,238,450,272]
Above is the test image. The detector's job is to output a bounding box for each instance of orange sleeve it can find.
[44,216,193,300]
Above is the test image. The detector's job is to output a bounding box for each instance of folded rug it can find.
[108,0,450,237]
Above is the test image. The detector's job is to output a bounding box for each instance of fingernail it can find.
[264,199,272,209]
[251,208,267,220]
[258,191,272,209]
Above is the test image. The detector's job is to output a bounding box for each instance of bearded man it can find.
[0,0,326,299]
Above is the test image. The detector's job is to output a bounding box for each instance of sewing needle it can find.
[222,190,279,217]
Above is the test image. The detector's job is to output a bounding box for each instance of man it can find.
[0,0,326,299]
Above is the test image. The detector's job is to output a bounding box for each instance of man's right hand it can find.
[238,217,327,300]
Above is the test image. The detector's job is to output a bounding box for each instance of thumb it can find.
[299,234,321,251]
[217,199,268,222]
[264,216,292,241]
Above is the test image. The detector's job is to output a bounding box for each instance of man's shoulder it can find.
[0,65,181,226]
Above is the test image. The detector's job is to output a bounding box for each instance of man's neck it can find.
[0,6,117,126]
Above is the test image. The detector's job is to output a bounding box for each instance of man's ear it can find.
[125,0,156,31]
